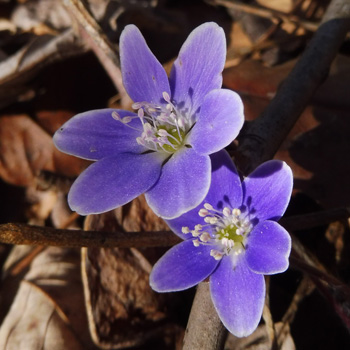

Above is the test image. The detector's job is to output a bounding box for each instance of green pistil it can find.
[217,225,244,244]
[158,126,185,152]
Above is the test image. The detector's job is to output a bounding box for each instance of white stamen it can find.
[204,203,214,210]
[111,111,121,121]
[209,217,218,225]
[199,209,209,217]
[191,230,201,237]
[223,207,231,217]
[200,232,211,242]
[157,129,168,137]
[193,239,200,247]
[162,91,171,103]
[122,116,132,124]
[210,249,224,260]
[232,208,241,217]
[138,108,144,119]
[182,227,190,234]
[204,217,211,223]
[236,228,245,236]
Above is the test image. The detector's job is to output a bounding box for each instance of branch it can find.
[0,223,181,248]
[1,207,349,247]
[235,0,350,174]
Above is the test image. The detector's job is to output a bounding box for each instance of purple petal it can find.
[189,89,244,155]
[68,152,165,215]
[120,25,170,104]
[53,109,144,160]
[145,147,211,219]
[245,221,291,274]
[150,239,219,292]
[170,22,226,117]
[166,150,242,238]
[205,150,243,211]
[242,160,293,222]
[210,256,265,337]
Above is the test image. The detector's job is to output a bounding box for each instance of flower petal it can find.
[245,220,291,274]
[150,239,219,292]
[166,150,242,238]
[189,89,244,155]
[203,150,243,211]
[120,25,170,104]
[145,147,211,219]
[53,109,144,160]
[68,152,165,215]
[170,22,226,117]
[210,257,265,337]
[242,160,293,222]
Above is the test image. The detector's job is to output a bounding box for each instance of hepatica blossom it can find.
[150,150,293,337]
[53,22,244,219]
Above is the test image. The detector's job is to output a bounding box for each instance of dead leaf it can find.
[81,199,181,349]
[0,113,88,186]
[0,247,95,350]
[225,322,295,350]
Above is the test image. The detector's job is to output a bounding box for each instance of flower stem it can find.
[182,282,227,350]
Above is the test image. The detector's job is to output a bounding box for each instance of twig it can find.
[235,0,350,174]
[1,207,349,247]
[207,0,319,31]
[182,282,228,350]
[0,223,181,248]
[62,0,131,108]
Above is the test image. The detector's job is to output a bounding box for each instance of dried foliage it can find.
[0,0,350,349]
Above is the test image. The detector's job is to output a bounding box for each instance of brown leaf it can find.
[0,114,55,186]
[82,199,181,349]
[225,322,295,350]
[0,113,88,186]
[0,247,94,350]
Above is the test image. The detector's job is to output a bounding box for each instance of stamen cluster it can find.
[182,203,252,261]
[112,92,189,154]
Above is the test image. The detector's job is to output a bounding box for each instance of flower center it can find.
[182,203,252,262]
[112,92,190,154]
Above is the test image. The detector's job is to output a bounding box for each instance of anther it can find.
[199,209,209,217]
[223,207,231,217]
[210,249,224,260]
[193,239,200,247]
[232,208,241,217]
[200,232,211,242]
[204,203,214,211]
[182,227,190,234]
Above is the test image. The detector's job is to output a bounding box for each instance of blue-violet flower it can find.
[150,150,293,337]
[53,22,244,219]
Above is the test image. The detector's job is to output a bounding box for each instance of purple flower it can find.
[150,150,293,337]
[53,23,244,219]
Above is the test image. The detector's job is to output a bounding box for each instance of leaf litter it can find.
[0,0,349,349]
